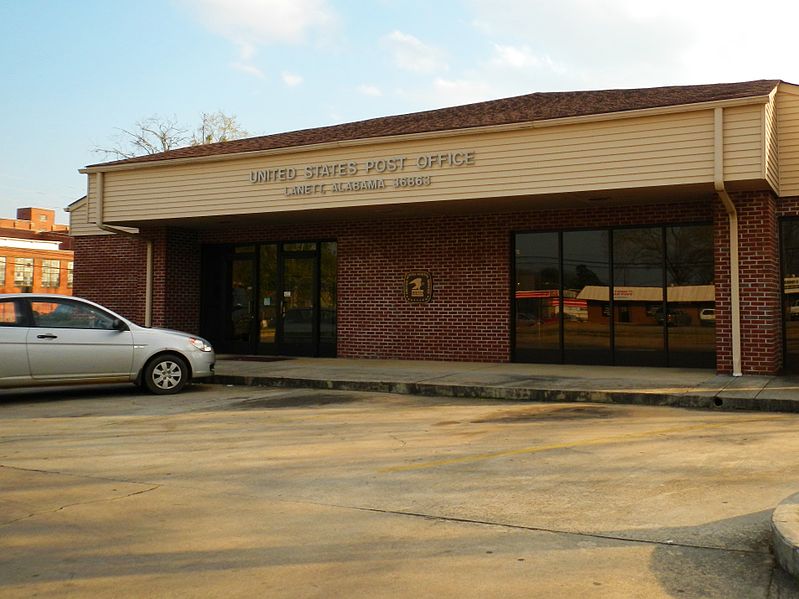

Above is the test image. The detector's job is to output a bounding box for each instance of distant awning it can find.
[577,284,715,302]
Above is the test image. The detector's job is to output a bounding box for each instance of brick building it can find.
[69,80,799,375]
[0,207,73,295]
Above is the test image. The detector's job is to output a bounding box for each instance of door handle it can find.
[36,334,58,340]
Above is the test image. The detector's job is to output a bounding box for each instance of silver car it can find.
[0,294,215,394]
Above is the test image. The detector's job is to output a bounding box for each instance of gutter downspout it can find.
[714,107,742,376]
[95,171,154,327]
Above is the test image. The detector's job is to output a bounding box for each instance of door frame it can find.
[200,241,336,357]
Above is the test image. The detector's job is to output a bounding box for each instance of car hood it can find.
[129,324,210,344]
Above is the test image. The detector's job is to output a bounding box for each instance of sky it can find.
[2,0,799,224]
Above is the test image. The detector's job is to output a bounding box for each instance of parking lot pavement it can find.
[1,385,798,598]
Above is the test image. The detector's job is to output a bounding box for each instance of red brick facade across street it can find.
[70,80,799,376]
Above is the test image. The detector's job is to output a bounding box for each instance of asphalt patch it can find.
[230,393,362,409]
[472,405,625,423]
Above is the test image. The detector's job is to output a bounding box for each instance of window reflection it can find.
[230,259,254,343]
[320,242,337,351]
[259,244,278,345]
[564,230,610,363]
[513,224,715,368]
[613,228,665,366]
[666,225,715,367]
[781,220,799,370]
[515,232,559,360]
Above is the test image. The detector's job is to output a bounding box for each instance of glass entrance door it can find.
[279,253,316,355]
[229,253,257,354]
[200,241,336,357]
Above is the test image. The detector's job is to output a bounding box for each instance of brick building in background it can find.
[68,80,799,375]
[0,208,73,295]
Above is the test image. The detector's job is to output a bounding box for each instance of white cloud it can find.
[430,78,494,105]
[357,84,383,97]
[396,77,496,110]
[237,42,257,61]
[182,0,337,83]
[183,0,338,46]
[489,44,563,72]
[231,62,265,78]
[282,72,304,87]
[466,0,799,89]
[382,31,448,74]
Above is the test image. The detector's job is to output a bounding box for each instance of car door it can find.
[26,298,134,381]
[0,298,32,386]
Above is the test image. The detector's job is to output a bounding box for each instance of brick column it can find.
[714,191,782,375]
[73,234,149,324]
[144,227,201,333]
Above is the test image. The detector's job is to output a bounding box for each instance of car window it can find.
[0,300,24,327]
[30,300,117,330]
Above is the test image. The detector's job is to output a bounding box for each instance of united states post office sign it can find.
[404,271,433,303]
[249,150,476,198]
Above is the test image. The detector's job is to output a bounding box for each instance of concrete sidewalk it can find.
[212,357,799,413]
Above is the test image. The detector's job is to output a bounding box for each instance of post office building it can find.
[69,79,799,375]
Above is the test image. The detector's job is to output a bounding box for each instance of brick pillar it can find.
[164,227,201,334]
[73,234,149,324]
[143,227,201,333]
[714,191,781,375]
[146,227,168,329]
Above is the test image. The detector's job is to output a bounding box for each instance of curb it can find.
[773,493,799,580]
[209,375,799,413]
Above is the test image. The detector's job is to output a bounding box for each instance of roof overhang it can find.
[79,93,775,175]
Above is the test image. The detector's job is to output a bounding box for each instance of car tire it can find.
[143,354,189,395]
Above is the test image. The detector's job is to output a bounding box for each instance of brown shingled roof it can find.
[88,79,780,169]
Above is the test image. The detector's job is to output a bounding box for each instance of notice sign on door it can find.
[404,271,433,303]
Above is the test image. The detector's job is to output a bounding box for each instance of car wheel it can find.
[144,354,188,395]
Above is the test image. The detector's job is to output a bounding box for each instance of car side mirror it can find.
[113,318,129,332]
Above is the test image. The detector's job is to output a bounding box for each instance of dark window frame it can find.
[512,221,714,368]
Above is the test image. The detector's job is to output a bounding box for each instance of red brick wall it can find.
[80,197,799,372]
[738,192,781,374]
[713,191,782,375]
[73,234,149,324]
[196,201,713,362]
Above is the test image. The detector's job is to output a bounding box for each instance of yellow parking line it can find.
[379,417,772,473]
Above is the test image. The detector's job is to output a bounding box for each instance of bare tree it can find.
[93,115,189,160]
[94,111,249,160]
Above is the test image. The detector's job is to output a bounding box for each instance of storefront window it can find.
[563,230,610,364]
[613,228,665,366]
[781,220,799,370]
[514,232,560,361]
[514,224,714,368]
[320,242,337,353]
[666,225,715,367]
